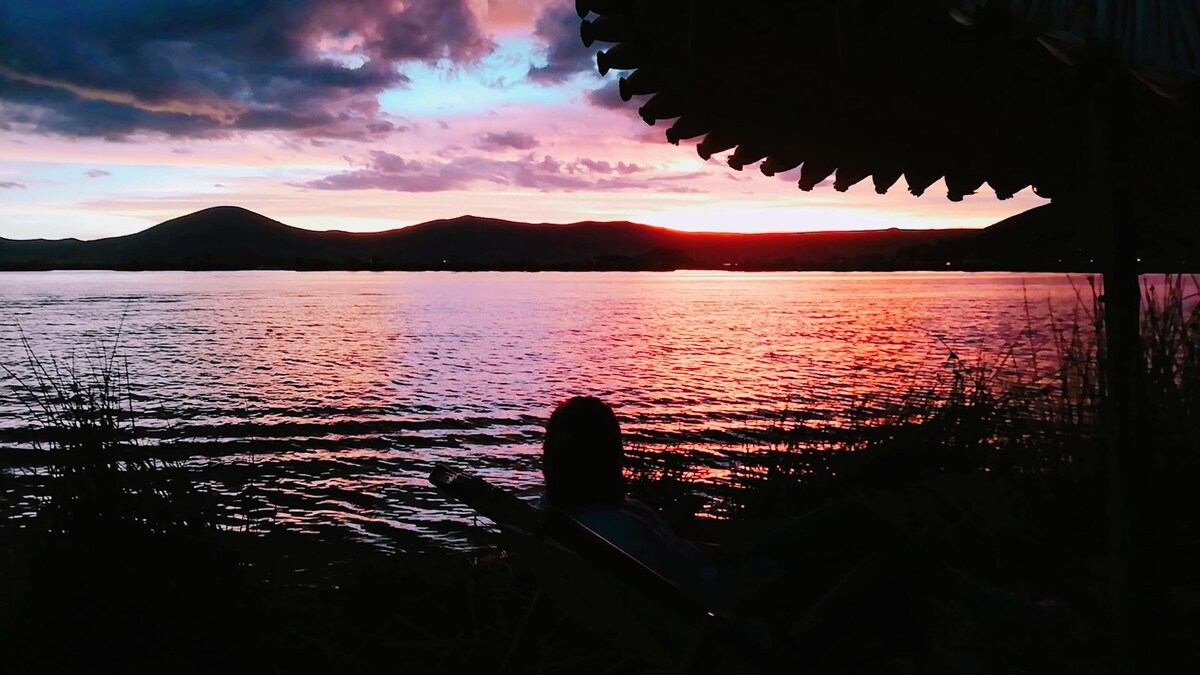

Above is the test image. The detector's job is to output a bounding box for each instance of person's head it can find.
[542,396,624,510]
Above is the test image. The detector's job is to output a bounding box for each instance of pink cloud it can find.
[299,151,701,193]
[475,131,539,151]
[570,158,644,174]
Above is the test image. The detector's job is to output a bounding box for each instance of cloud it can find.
[527,1,597,84]
[475,131,539,151]
[299,151,692,193]
[368,150,413,173]
[0,181,25,189]
[85,169,111,178]
[585,81,627,110]
[0,1,494,139]
[569,158,644,174]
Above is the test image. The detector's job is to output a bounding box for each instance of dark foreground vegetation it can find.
[2,275,1197,673]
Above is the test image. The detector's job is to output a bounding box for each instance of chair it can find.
[428,464,768,674]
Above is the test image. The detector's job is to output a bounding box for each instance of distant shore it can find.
[0,263,1118,272]
[4,203,1193,272]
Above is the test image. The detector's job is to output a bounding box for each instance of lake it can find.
[0,270,1116,548]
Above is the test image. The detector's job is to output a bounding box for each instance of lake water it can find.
[0,271,1117,548]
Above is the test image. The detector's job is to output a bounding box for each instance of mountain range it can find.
[0,204,1194,272]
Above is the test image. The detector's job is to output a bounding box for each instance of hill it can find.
[0,206,967,271]
[0,204,1193,271]
[912,202,1198,272]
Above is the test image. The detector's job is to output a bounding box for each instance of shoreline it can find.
[0,264,1146,273]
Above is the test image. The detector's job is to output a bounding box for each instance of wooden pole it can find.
[1091,73,1155,673]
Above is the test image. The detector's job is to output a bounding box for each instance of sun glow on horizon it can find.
[631,203,1020,234]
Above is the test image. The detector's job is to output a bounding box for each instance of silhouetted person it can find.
[541,395,624,512]
[539,396,716,595]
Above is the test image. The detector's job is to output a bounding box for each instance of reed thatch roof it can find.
[578,0,1200,203]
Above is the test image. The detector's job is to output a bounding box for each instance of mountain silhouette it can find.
[912,202,1198,271]
[0,204,1191,271]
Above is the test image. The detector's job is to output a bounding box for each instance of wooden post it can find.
[1091,73,1154,672]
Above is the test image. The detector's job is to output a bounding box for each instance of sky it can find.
[0,0,1048,240]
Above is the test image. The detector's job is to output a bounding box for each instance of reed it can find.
[1139,274,1200,459]
[2,332,221,537]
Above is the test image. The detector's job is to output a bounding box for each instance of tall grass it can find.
[1140,274,1200,462]
[2,333,220,537]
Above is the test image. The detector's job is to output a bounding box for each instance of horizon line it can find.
[3,204,1016,244]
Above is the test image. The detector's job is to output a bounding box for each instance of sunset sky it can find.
[0,0,1047,240]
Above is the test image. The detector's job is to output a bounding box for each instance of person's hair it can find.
[542,396,624,510]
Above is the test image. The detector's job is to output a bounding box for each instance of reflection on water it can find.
[0,270,1131,548]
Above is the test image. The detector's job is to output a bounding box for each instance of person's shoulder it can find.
[619,498,702,555]
[619,497,669,524]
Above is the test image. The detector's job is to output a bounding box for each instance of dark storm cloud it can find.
[527,1,597,84]
[299,150,692,193]
[0,0,494,138]
[0,181,25,189]
[475,131,539,151]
